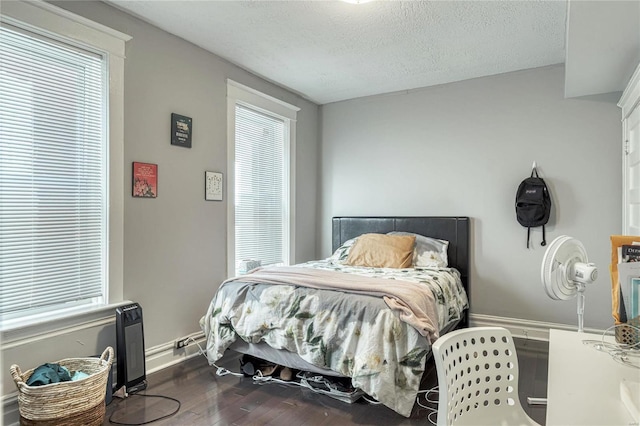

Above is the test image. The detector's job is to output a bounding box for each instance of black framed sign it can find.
[171,113,192,148]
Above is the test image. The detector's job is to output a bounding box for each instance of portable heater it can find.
[115,303,147,395]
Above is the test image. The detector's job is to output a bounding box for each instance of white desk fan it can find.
[541,235,598,333]
[528,235,599,407]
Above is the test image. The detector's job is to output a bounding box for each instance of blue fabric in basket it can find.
[72,371,90,381]
[26,363,71,386]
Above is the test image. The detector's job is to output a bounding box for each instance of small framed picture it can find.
[205,171,223,201]
[132,162,158,198]
[171,113,192,148]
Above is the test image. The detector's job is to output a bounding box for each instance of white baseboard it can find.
[469,313,607,341]
[145,331,207,374]
[2,331,207,426]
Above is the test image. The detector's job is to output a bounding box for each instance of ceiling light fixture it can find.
[341,0,372,4]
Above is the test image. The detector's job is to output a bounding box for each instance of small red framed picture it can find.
[132,162,158,198]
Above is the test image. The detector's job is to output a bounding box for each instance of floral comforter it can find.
[199,260,468,417]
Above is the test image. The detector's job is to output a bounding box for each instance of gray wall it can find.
[320,65,622,330]
[56,0,319,345]
[2,0,318,398]
[68,0,318,340]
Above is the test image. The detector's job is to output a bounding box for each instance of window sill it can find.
[0,301,132,348]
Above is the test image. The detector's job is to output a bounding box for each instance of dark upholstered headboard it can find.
[332,216,470,298]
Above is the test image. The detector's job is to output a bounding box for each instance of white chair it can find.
[432,327,540,426]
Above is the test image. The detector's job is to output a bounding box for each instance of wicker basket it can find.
[10,346,113,425]
[615,316,640,346]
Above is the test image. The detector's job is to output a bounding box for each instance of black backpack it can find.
[515,168,551,248]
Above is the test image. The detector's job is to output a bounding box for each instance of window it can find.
[0,25,106,323]
[0,1,128,330]
[227,81,299,276]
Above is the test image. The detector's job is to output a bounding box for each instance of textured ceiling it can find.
[106,0,568,105]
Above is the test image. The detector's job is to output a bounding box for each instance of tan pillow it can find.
[346,233,416,268]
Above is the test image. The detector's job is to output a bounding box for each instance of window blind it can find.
[234,104,286,274]
[0,25,107,320]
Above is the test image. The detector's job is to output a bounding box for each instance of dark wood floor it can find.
[516,337,549,425]
[103,338,548,425]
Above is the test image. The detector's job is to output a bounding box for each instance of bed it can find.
[200,216,470,417]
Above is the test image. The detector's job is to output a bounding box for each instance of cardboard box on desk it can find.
[610,235,640,345]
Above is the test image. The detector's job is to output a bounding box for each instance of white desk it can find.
[546,329,639,426]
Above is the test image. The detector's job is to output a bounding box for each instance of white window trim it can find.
[0,0,130,337]
[618,62,640,235]
[226,80,299,278]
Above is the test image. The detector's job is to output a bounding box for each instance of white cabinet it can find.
[618,63,640,236]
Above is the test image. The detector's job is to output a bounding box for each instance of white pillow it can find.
[329,237,357,263]
[387,231,449,268]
